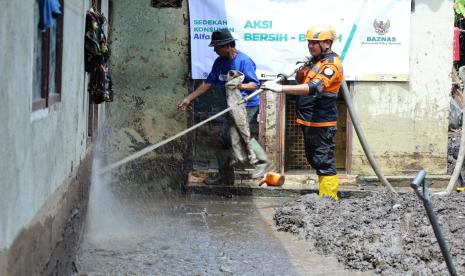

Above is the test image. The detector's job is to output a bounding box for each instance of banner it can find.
[188,0,410,81]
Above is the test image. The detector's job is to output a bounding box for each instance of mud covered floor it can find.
[274,192,465,275]
[77,193,370,275]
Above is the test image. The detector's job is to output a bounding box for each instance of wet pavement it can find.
[77,191,370,275]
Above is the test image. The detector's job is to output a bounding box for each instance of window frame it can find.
[32,0,64,111]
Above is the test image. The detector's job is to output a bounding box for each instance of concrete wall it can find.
[106,0,454,178]
[0,0,101,274]
[107,0,453,179]
[106,0,190,190]
[350,0,454,175]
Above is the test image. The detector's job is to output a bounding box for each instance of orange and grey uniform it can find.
[296,51,343,175]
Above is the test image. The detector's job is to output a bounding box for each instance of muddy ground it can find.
[274,192,465,275]
[77,193,370,275]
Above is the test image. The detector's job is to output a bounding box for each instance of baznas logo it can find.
[373,19,390,35]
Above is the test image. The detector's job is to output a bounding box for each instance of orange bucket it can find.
[259,172,285,186]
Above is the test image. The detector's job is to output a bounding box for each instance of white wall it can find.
[0,0,90,252]
[350,0,454,175]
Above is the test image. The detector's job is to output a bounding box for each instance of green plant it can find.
[455,0,465,17]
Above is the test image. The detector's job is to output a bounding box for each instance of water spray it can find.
[98,66,299,174]
[99,58,399,202]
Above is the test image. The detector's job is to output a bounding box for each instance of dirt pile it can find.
[274,192,465,275]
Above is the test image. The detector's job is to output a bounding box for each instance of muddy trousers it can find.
[301,125,338,200]
[220,105,266,162]
[216,106,268,181]
[213,148,236,186]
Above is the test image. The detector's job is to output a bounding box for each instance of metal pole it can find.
[411,170,457,276]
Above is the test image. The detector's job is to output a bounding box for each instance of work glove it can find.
[261,81,282,93]
[296,56,311,65]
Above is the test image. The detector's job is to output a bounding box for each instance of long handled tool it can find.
[98,69,297,174]
[411,170,457,276]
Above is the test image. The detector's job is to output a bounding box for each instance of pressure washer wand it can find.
[98,69,295,174]
[411,170,457,276]
[238,72,293,105]
[98,107,232,174]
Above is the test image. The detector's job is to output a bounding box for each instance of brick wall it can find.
[285,96,311,170]
[285,96,347,171]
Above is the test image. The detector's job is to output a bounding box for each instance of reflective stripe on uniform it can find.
[296,118,337,127]
[302,54,343,93]
[297,52,342,125]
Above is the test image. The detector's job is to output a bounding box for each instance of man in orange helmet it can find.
[261,25,343,200]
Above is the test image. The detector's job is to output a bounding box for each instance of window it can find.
[32,0,64,111]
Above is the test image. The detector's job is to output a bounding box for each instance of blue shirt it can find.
[206,51,260,107]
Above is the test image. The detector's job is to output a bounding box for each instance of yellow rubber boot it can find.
[318,175,339,200]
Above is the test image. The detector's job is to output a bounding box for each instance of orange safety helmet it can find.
[306,25,337,42]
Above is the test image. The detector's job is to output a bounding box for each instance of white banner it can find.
[188,0,410,81]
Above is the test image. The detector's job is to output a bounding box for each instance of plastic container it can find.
[259,172,285,186]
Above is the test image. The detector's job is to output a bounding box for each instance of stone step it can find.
[188,170,452,188]
[186,170,450,198]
